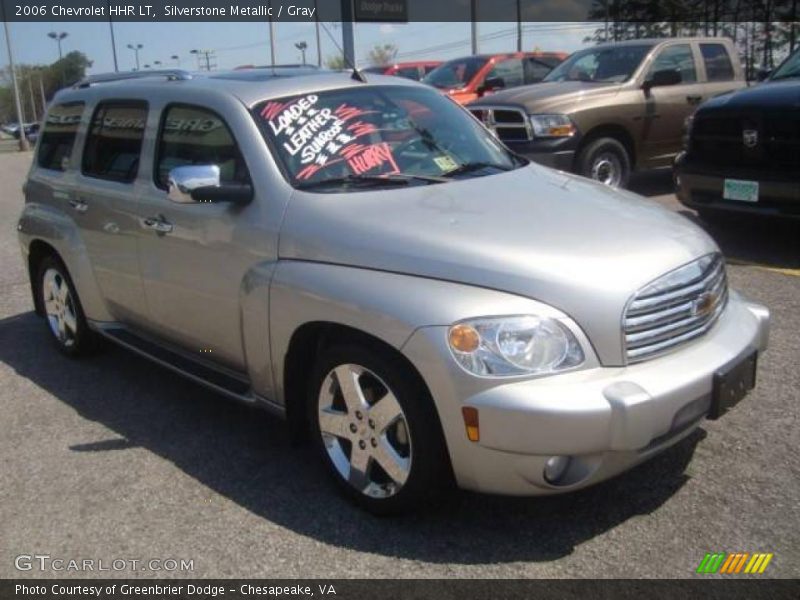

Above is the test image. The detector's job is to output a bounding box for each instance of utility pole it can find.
[38,70,47,112]
[268,0,276,66]
[191,49,216,71]
[314,0,322,66]
[516,0,522,51]
[3,19,30,151]
[27,73,38,122]
[470,0,478,54]
[108,0,119,72]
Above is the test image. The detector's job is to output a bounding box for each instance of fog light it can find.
[544,455,571,483]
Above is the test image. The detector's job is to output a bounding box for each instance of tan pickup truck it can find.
[468,37,746,188]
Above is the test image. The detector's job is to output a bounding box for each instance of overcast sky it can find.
[0,21,598,73]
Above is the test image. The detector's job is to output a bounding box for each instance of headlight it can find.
[448,316,585,377]
[529,114,575,138]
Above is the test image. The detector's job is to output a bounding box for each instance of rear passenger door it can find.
[698,42,742,98]
[75,100,150,325]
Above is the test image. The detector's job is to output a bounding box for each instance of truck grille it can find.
[623,253,728,363]
[468,106,532,143]
[691,111,800,173]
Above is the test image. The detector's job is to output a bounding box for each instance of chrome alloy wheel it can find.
[590,152,622,187]
[318,363,412,499]
[42,268,78,348]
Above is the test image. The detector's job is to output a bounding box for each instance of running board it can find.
[92,323,283,415]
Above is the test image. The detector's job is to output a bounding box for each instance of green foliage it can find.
[367,44,398,67]
[325,54,348,70]
[1,51,93,124]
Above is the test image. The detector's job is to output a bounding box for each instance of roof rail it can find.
[74,69,193,88]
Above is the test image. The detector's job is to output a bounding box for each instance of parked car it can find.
[363,61,442,81]
[19,68,769,514]
[674,47,800,220]
[422,52,566,104]
[468,38,746,189]
[12,122,40,141]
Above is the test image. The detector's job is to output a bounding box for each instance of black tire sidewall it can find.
[578,137,632,189]
[307,343,451,515]
[37,255,94,357]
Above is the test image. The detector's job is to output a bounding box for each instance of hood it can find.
[279,165,718,365]
[468,81,621,113]
[699,80,800,113]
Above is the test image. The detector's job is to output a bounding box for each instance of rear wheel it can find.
[37,255,98,356]
[577,137,632,189]
[308,343,451,514]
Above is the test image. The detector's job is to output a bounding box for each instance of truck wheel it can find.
[37,255,98,357]
[578,137,631,189]
[308,343,452,515]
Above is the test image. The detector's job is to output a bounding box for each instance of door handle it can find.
[686,95,703,105]
[142,216,173,234]
[68,199,88,213]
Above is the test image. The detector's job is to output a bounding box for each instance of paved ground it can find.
[1,152,798,579]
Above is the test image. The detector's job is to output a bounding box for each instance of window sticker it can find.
[433,155,459,172]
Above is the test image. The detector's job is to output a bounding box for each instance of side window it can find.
[485,58,524,88]
[37,102,84,171]
[395,67,422,80]
[82,101,147,183]
[523,58,552,84]
[700,43,735,82]
[648,44,697,83]
[423,65,438,75]
[155,104,250,190]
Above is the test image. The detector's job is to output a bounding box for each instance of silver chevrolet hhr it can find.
[18,69,769,514]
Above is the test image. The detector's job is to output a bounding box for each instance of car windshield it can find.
[254,85,522,191]
[422,56,487,89]
[543,45,652,83]
[770,49,800,80]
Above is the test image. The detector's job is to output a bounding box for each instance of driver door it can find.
[640,43,705,167]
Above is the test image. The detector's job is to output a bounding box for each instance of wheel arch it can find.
[27,239,62,316]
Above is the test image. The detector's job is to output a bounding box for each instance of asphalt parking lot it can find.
[1,151,798,579]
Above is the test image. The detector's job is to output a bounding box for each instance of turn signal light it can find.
[462,406,480,442]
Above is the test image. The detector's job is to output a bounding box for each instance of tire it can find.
[36,255,98,357]
[308,342,452,515]
[577,136,632,189]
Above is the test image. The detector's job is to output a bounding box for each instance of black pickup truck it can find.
[674,48,800,220]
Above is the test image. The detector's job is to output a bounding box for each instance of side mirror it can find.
[756,67,772,82]
[645,69,682,90]
[167,165,253,205]
[479,76,505,95]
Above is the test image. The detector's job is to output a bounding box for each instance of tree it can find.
[367,44,398,67]
[325,54,348,70]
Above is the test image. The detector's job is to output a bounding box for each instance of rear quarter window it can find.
[37,102,84,171]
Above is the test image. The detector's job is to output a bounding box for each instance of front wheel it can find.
[577,137,632,189]
[308,343,451,514]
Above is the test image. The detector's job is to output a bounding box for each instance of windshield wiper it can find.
[441,162,513,177]
[296,172,446,190]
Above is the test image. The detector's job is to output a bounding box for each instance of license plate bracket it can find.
[710,351,758,420]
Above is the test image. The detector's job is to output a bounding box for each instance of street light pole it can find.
[127,43,143,70]
[3,19,30,151]
[295,41,308,65]
[47,31,68,60]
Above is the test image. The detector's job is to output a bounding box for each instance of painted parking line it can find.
[727,259,800,278]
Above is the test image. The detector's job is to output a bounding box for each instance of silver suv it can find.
[19,68,770,514]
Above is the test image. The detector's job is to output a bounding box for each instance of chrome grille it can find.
[468,106,532,143]
[623,253,728,363]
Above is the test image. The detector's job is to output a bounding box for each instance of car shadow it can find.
[0,311,704,565]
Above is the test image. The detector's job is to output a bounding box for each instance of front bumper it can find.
[506,136,578,172]
[402,292,769,495]
[674,152,800,219]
